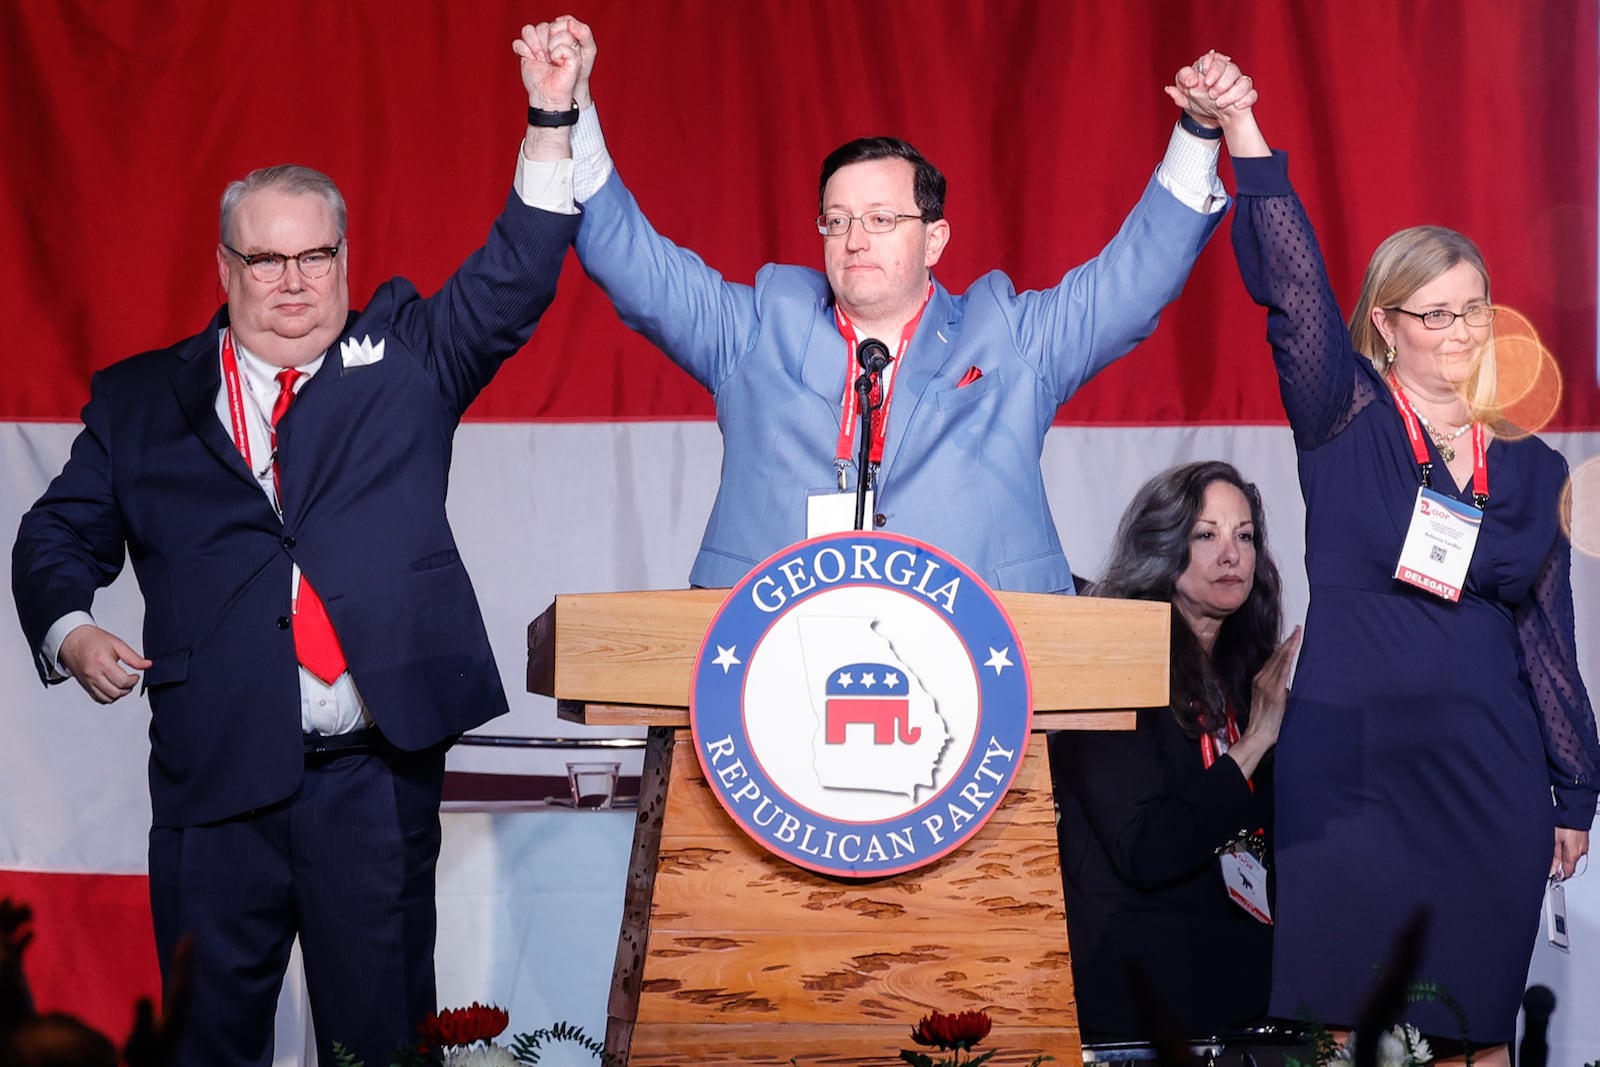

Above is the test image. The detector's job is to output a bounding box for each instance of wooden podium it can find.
[528,588,1167,1066]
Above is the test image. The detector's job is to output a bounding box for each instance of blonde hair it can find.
[1348,225,1500,419]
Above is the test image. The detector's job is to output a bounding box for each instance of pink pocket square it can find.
[956,366,983,388]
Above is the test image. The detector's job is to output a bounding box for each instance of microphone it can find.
[1520,985,1555,1067]
[851,338,891,532]
[857,338,892,375]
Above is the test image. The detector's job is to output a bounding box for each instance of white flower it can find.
[1375,1030,1409,1067]
[1330,1025,1434,1066]
[442,1044,519,1067]
[1396,1024,1433,1065]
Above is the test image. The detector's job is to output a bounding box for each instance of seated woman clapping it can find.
[1048,460,1301,1046]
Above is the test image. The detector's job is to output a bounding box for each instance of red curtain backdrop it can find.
[1,0,1596,1043]
[1,0,1595,428]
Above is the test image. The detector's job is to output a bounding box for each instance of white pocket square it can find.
[339,335,385,368]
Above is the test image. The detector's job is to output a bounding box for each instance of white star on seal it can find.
[835,671,854,687]
[712,645,742,674]
[883,671,900,688]
[861,672,877,688]
[984,647,1014,676]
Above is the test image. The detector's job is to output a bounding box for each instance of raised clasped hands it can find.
[1163,48,1258,130]
[514,15,596,111]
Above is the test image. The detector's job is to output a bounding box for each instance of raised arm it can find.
[379,23,583,413]
[1173,72,1373,448]
[1008,54,1262,400]
[558,18,758,393]
[1011,165,1224,402]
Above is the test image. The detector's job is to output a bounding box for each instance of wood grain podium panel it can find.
[608,732,1078,1066]
[624,1023,1071,1066]
[633,928,1068,1023]
[648,745,1060,933]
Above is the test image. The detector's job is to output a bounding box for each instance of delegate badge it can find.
[690,530,1033,878]
[1393,486,1482,602]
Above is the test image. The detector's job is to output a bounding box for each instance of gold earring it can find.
[1384,345,1396,368]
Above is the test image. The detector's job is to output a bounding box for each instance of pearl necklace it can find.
[1415,412,1471,462]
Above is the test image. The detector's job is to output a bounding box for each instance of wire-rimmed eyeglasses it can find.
[1387,304,1496,330]
[815,211,926,237]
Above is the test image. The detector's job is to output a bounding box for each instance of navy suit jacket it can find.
[14,193,579,828]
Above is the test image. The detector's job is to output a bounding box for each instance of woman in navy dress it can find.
[1168,62,1599,1065]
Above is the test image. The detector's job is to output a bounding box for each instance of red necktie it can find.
[272,369,348,684]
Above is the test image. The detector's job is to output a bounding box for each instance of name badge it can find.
[807,488,873,538]
[1547,879,1570,951]
[1394,486,1482,602]
[1220,845,1272,924]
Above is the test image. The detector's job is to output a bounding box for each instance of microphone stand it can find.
[853,368,877,530]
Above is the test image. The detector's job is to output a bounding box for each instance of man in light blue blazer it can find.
[561,22,1256,592]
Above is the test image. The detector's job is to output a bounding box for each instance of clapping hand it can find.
[1244,624,1302,750]
[1225,626,1303,780]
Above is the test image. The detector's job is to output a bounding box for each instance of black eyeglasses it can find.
[815,211,926,237]
[1387,304,1496,330]
[224,243,342,283]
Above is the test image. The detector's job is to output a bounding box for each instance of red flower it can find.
[909,1010,992,1052]
[416,1002,510,1049]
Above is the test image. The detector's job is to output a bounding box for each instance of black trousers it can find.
[149,741,447,1067]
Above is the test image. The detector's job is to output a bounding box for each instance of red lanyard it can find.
[1200,699,1257,794]
[1386,374,1489,508]
[221,329,301,510]
[220,329,256,471]
[833,283,934,466]
[1198,704,1242,771]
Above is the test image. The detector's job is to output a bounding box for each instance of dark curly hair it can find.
[1090,461,1284,737]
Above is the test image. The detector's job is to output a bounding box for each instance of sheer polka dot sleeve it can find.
[1230,151,1374,449]
[1515,517,1600,829]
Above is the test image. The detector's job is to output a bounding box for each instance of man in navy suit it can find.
[12,21,587,1067]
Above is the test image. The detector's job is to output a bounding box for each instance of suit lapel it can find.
[169,318,261,491]
[262,308,363,451]
[265,315,367,523]
[798,303,849,408]
[877,282,957,486]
